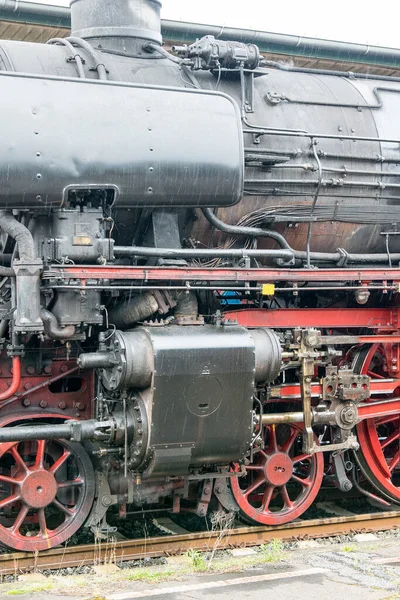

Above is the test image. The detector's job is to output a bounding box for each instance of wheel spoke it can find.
[380,430,400,450]
[57,478,83,489]
[388,450,400,473]
[291,475,312,487]
[49,450,71,474]
[292,454,311,464]
[0,493,21,509]
[10,446,28,473]
[52,498,75,517]
[281,428,298,454]
[11,505,29,533]
[268,425,278,453]
[0,474,20,486]
[367,370,385,379]
[245,465,264,471]
[375,415,400,426]
[280,485,293,509]
[261,485,274,511]
[244,477,265,498]
[38,508,48,535]
[35,440,46,469]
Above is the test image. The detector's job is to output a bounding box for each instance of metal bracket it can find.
[240,67,255,113]
[307,434,360,455]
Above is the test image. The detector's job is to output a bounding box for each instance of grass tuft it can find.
[259,539,286,562]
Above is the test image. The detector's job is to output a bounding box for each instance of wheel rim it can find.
[230,424,323,525]
[0,436,95,551]
[354,344,400,502]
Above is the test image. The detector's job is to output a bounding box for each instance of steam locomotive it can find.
[0,0,399,552]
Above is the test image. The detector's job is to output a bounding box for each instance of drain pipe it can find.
[0,211,43,333]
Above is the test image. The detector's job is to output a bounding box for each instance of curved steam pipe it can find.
[0,356,21,402]
[41,309,76,340]
[202,208,292,249]
[0,211,36,262]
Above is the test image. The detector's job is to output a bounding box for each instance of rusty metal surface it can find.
[0,511,399,575]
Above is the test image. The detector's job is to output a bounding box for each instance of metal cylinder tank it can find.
[70,0,162,47]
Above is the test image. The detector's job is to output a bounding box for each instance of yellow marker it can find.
[262,284,275,296]
[398,283,400,293]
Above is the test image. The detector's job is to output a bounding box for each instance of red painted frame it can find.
[224,308,400,330]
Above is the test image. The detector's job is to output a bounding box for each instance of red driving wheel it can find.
[230,423,323,525]
[0,417,95,551]
[354,344,400,503]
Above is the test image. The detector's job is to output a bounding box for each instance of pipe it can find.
[0,211,35,262]
[0,1,69,22]
[201,208,400,266]
[0,418,114,443]
[47,38,86,78]
[114,246,294,260]
[1,3,400,69]
[41,309,76,340]
[0,356,21,402]
[262,59,400,84]
[108,291,159,329]
[202,208,292,250]
[66,36,107,80]
[261,412,305,426]
[0,266,14,277]
[144,41,183,64]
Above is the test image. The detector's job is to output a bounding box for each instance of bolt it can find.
[26,366,35,375]
[44,366,52,375]
[76,402,86,411]
[204,487,211,495]
[102,495,113,507]
[22,398,31,407]
[58,401,66,410]
[60,365,68,373]
[39,400,48,409]
[24,382,33,390]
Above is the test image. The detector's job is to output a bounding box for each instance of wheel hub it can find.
[264,452,293,486]
[20,470,57,509]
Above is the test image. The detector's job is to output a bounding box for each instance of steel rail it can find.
[0,510,399,576]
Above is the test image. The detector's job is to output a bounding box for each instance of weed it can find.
[125,568,176,583]
[186,549,206,571]
[6,583,53,595]
[342,545,356,552]
[208,510,235,567]
[259,539,285,562]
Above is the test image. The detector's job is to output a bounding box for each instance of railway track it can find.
[0,509,399,576]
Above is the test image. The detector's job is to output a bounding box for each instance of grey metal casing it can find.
[144,325,255,475]
[0,71,244,209]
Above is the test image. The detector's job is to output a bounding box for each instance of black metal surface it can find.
[0,71,243,209]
